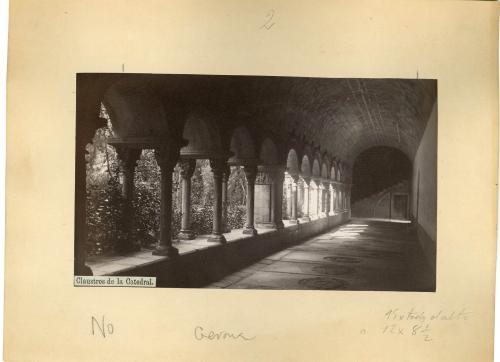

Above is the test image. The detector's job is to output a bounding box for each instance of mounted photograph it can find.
[75,74,437,291]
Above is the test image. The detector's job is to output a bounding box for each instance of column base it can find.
[242,227,258,236]
[300,216,311,222]
[256,221,284,229]
[153,245,179,258]
[177,230,196,240]
[288,219,300,224]
[207,233,227,244]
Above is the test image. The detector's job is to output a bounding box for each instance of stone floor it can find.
[205,219,435,291]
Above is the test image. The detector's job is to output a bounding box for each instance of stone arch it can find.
[259,138,280,165]
[228,126,257,166]
[180,112,223,159]
[301,155,312,177]
[103,79,169,139]
[321,162,329,179]
[312,158,321,178]
[330,163,336,180]
[286,149,300,175]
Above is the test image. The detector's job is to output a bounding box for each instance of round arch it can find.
[103,79,168,139]
[180,112,223,159]
[228,126,257,165]
[312,158,321,178]
[286,149,300,175]
[301,155,312,177]
[259,138,279,165]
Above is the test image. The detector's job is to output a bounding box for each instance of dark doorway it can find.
[392,194,409,220]
[351,147,411,219]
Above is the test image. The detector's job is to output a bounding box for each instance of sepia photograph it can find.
[75,74,437,291]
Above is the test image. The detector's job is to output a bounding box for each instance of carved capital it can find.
[244,165,257,184]
[178,159,196,179]
[210,158,226,177]
[154,145,179,172]
[115,146,141,172]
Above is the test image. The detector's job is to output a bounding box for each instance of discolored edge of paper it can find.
[4,1,499,361]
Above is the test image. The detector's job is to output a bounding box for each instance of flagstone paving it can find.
[205,219,435,291]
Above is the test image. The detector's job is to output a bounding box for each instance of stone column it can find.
[300,177,311,222]
[255,165,284,229]
[208,159,227,243]
[289,174,299,224]
[75,140,93,275]
[243,165,258,235]
[329,184,335,215]
[285,175,292,219]
[222,165,231,233]
[115,146,141,253]
[177,159,196,240]
[317,181,323,217]
[153,147,179,257]
[273,167,285,229]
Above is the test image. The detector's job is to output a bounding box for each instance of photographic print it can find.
[75,74,437,291]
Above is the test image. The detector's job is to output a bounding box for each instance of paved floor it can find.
[205,219,435,291]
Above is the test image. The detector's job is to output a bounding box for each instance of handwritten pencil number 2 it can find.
[261,10,275,30]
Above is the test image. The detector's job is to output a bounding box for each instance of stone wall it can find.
[411,102,437,270]
[351,181,409,219]
[112,212,350,287]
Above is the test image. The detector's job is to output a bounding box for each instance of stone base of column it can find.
[288,219,300,224]
[242,227,258,236]
[328,211,336,216]
[300,216,311,222]
[177,230,196,240]
[256,221,282,229]
[153,245,179,257]
[207,233,227,244]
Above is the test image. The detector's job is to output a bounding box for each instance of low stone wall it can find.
[113,211,350,287]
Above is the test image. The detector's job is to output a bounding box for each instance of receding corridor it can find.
[206,219,435,291]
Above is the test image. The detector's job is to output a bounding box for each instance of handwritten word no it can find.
[91,315,114,338]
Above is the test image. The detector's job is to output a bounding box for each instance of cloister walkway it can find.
[206,219,435,291]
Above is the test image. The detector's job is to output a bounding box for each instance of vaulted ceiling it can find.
[79,74,437,165]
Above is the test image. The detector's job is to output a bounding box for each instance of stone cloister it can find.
[75,74,436,288]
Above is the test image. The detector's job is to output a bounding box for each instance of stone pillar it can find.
[285,175,292,219]
[329,184,335,215]
[255,165,284,229]
[115,146,141,254]
[177,159,196,240]
[222,165,231,233]
[208,159,227,243]
[289,174,299,224]
[75,140,93,275]
[153,147,179,258]
[273,167,285,229]
[301,177,311,222]
[243,165,258,235]
[317,181,323,217]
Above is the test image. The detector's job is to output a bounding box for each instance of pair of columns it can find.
[177,160,259,241]
[176,158,228,244]
[254,165,285,229]
[151,152,229,256]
